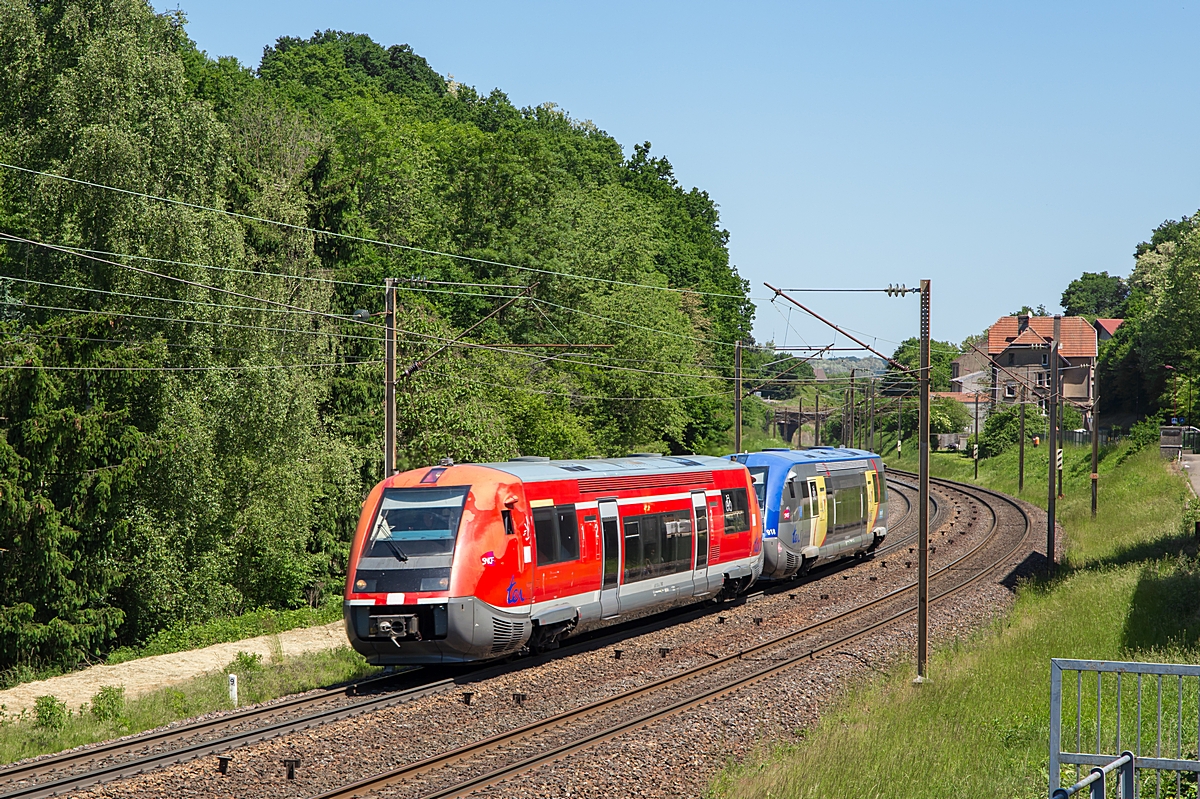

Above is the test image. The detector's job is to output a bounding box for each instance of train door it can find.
[691,491,711,596]
[864,469,878,531]
[598,499,621,618]
[807,476,828,548]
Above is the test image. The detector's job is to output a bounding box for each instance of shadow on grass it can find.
[1000,550,1053,593]
[1121,557,1200,652]
[1072,532,1198,574]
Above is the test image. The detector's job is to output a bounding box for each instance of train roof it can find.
[729,447,883,466]
[481,454,745,482]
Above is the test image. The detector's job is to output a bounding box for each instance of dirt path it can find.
[0,621,348,717]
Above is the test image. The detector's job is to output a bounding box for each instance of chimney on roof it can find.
[1018,314,1030,333]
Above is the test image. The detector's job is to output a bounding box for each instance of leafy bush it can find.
[979,405,1048,458]
[33,696,67,730]
[89,685,126,723]
[228,651,264,674]
[1130,417,1161,450]
[930,397,972,435]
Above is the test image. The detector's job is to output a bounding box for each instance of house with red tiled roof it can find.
[987,314,1097,415]
[1095,318,1123,342]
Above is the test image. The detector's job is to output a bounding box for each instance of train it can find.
[342,447,886,666]
[343,454,763,665]
[733,447,889,580]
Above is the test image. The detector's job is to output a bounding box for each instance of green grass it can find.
[104,596,344,665]
[0,645,378,765]
[0,596,346,690]
[711,443,1197,799]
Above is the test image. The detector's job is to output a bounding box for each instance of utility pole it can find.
[1048,315,1060,569]
[974,390,980,479]
[1018,385,1026,493]
[897,396,902,457]
[797,396,803,447]
[1091,365,1099,519]
[848,369,856,449]
[869,379,876,452]
[840,386,849,443]
[815,391,821,447]
[384,278,397,477]
[734,341,743,453]
[1058,385,1065,499]
[917,278,931,682]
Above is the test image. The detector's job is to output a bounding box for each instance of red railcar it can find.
[344,455,763,664]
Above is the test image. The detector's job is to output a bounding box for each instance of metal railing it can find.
[1053,752,1135,799]
[1061,431,1124,447]
[1051,659,1200,798]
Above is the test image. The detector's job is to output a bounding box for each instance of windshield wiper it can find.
[384,539,409,562]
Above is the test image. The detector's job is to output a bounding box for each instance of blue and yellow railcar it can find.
[729,447,888,579]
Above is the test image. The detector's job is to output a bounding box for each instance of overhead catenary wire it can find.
[0,360,381,372]
[11,330,342,358]
[2,273,351,319]
[6,237,915,386]
[1,298,760,384]
[0,162,774,302]
[4,230,745,353]
[423,370,736,402]
[0,231,385,331]
[39,242,529,294]
[3,300,388,343]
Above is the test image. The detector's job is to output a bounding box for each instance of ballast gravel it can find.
[64,480,1050,799]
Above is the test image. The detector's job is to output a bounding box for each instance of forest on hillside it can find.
[0,0,823,674]
[1,0,1195,680]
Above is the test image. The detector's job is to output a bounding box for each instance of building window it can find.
[1036,372,1046,387]
[1005,382,1016,398]
[1008,352,1015,366]
[1041,353,1049,366]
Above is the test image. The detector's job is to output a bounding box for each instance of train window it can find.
[787,479,795,500]
[749,466,768,507]
[557,507,580,561]
[534,508,557,564]
[623,519,642,583]
[622,511,694,583]
[533,506,581,564]
[721,488,751,534]
[502,509,515,536]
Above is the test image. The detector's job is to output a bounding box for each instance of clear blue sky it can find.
[164,0,1200,354]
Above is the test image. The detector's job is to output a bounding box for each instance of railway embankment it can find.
[0,471,1043,799]
[715,443,1194,799]
[0,621,348,717]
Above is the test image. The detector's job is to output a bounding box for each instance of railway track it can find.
[310,473,1033,799]
[0,473,995,799]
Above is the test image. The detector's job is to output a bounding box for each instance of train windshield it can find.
[748,466,769,508]
[365,487,469,558]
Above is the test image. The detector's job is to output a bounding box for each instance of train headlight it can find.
[355,578,367,591]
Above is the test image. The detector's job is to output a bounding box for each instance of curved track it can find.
[312,473,1034,799]
[0,473,1025,799]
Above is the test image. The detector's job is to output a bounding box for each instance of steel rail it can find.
[0,477,931,797]
[313,475,1031,799]
[0,669,422,790]
[0,673,462,799]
